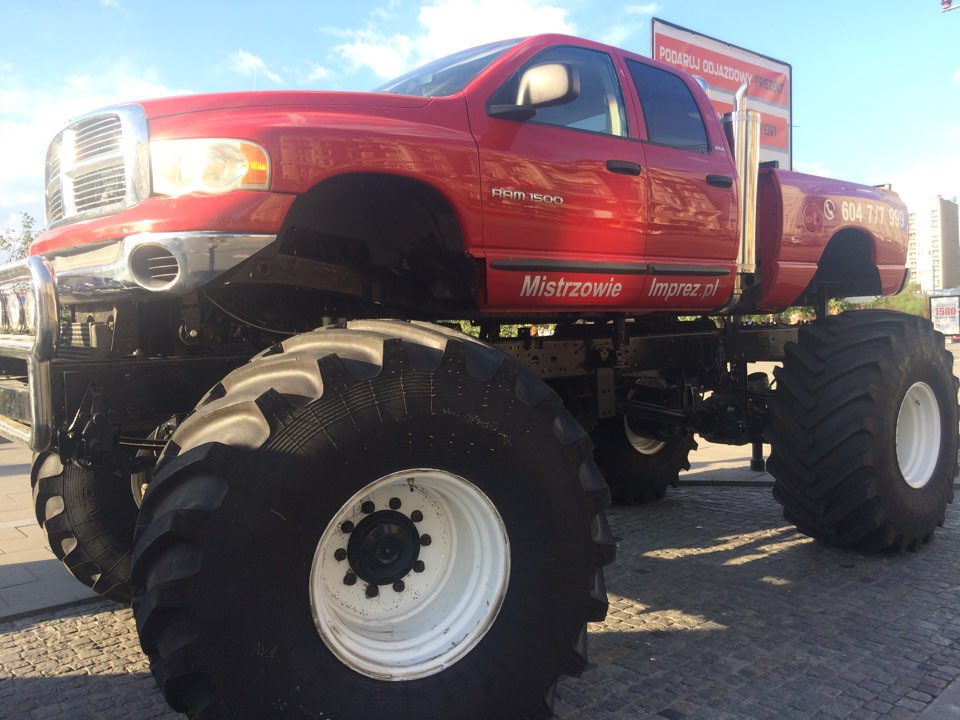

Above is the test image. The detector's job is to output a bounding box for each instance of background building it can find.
[906,196,960,292]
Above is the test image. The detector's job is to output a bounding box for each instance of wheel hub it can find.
[309,469,510,680]
[896,381,941,489]
[347,510,420,585]
[624,417,666,455]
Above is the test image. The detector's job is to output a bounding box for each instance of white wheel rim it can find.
[896,382,941,489]
[624,417,666,455]
[309,469,510,680]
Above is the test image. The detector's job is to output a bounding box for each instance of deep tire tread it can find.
[132,320,612,719]
[768,310,958,552]
[592,417,697,505]
[31,454,138,604]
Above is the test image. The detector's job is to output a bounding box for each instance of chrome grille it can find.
[74,115,122,161]
[45,105,148,227]
[45,137,64,223]
[73,166,126,212]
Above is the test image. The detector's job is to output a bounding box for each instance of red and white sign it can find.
[931,296,960,336]
[652,18,792,169]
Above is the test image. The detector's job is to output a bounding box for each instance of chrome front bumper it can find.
[0,256,58,451]
[0,231,276,452]
[52,231,276,303]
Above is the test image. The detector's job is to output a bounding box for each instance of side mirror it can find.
[488,63,580,121]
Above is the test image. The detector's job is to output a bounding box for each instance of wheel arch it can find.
[798,227,883,304]
[276,171,480,311]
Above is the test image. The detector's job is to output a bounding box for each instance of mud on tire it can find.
[131,320,615,720]
[768,310,958,552]
[32,453,138,603]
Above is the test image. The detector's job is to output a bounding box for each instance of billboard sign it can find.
[652,18,792,169]
[930,295,960,336]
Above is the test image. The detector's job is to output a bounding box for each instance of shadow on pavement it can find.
[0,675,178,720]
[556,487,960,719]
[0,462,31,479]
[2,487,959,720]
[0,560,100,623]
[0,601,181,719]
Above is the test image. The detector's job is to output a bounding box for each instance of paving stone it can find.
[1,487,959,718]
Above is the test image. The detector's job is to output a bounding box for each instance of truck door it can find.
[622,57,739,310]
[469,45,648,311]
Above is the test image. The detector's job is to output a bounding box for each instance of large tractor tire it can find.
[31,453,139,603]
[768,310,958,552]
[131,320,615,720]
[592,416,696,504]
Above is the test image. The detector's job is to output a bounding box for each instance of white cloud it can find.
[625,3,659,14]
[333,0,575,79]
[0,61,188,227]
[2,211,24,235]
[598,23,642,48]
[417,0,574,58]
[335,30,416,79]
[793,159,832,178]
[99,0,131,15]
[230,50,284,87]
[598,1,658,44]
[371,0,403,21]
[890,153,960,208]
[308,65,333,83]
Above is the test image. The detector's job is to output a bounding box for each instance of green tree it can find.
[871,281,926,317]
[1,212,39,262]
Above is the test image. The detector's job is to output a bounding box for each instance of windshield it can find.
[375,38,522,97]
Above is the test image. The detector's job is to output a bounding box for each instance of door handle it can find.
[706,174,734,188]
[606,160,642,176]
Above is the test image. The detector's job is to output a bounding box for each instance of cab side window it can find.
[490,46,628,137]
[627,59,709,153]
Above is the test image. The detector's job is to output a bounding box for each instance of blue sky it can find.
[1,0,958,234]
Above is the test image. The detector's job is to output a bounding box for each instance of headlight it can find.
[5,292,23,333]
[150,138,270,197]
[22,290,36,334]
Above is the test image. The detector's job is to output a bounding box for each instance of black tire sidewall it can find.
[769,311,958,551]
[177,371,594,719]
[593,416,692,503]
[874,335,956,532]
[32,454,138,603]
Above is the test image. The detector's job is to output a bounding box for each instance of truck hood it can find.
[137,91,433,120]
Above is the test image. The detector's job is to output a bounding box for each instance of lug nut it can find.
[334,548,347,562]
[411,510,423,523]
[389,497,402,510]
[393,580,405,592]
[366,584,379,598]
[341,521,354,534]
[361,501,375,514]
[413,560,425,573]
[420,534,432,547]
[343,572,357,586]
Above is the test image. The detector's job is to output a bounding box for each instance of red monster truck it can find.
[0,33,954,720]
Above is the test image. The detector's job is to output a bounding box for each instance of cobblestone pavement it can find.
[2,487,960,720]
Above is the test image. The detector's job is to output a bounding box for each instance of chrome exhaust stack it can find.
[722,84,761,303]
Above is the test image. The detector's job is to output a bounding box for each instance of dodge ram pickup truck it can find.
[0,33,954,720]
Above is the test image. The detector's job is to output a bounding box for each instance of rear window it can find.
[626,59,709,153]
